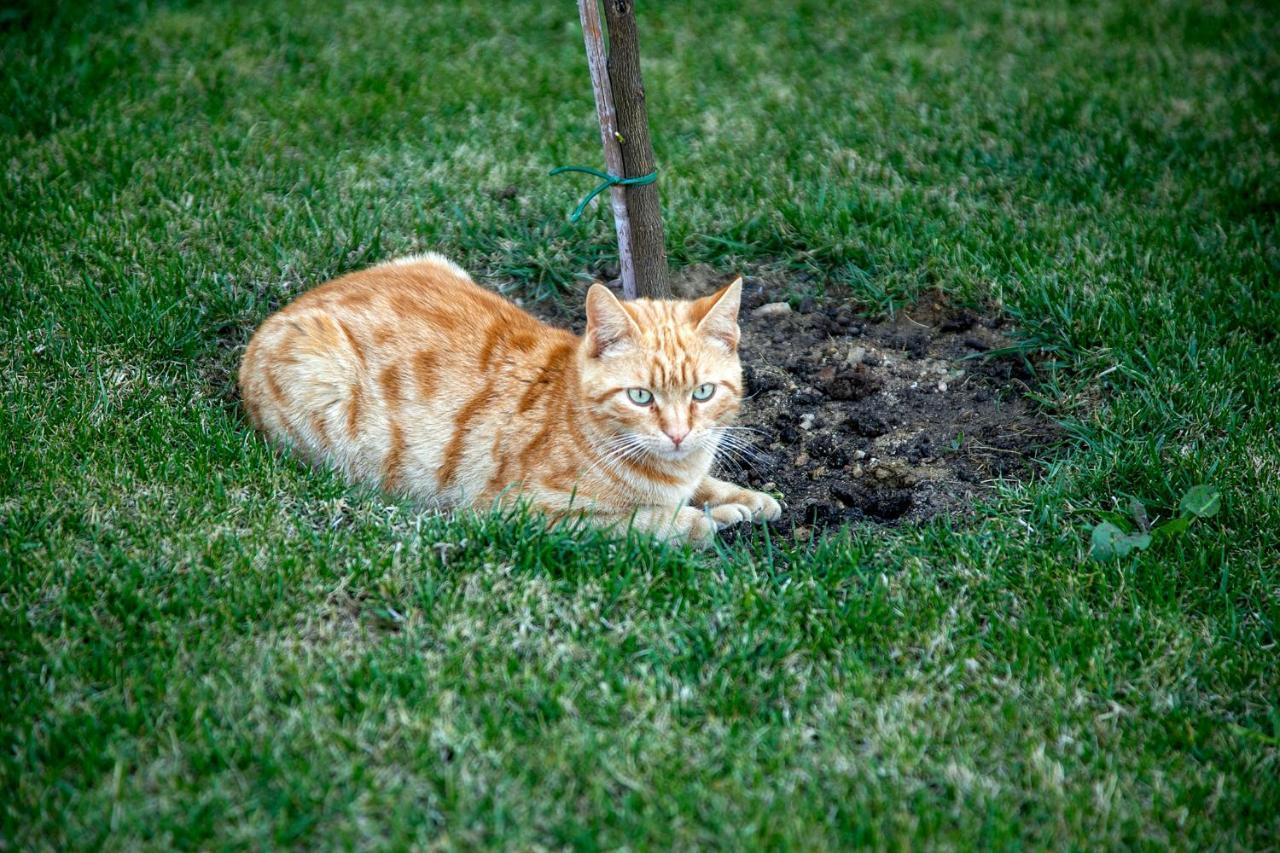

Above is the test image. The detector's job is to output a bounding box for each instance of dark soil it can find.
[534,275,1059,540]
[726,281,1057,538]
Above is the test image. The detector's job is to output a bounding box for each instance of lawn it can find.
[2,0,1278,847]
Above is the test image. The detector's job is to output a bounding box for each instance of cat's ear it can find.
[693,277,742,352]
[585,283,639,358]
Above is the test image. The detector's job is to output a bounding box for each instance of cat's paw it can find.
[714,488,782,522]
[683,509,717,547]
[709,502,754,529]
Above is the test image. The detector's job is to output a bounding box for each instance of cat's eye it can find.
[692,383,716,402]
[626,388,654,406]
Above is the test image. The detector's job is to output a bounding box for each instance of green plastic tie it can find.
[549,165,658,222]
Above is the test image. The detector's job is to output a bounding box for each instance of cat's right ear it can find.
[585,283,638,358]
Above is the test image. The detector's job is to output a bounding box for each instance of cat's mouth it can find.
[651,441,705,463]
[600,432,708,465]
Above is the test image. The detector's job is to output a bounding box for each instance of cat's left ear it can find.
[693,277,742,352]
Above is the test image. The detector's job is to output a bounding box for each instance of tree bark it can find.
[575,0,637,298]
[600,0,671,299]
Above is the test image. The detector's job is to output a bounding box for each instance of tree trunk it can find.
[575,0,637,298]
[600,0,671,299]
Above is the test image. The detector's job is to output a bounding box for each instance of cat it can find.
[238,253,781,545]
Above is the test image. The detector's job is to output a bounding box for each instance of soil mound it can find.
[724,282,1057,537]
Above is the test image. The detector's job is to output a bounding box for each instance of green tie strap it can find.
[549,165,658,222]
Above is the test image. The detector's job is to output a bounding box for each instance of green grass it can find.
[3,0,1279,846]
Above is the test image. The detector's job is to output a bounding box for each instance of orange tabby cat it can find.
[239,253,781,544]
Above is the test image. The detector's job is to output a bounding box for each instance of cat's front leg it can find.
[621,504,717,547]
[537,493,716,546]
[575,504,714,547]
[568,492,774,547]
[693,475,783,525]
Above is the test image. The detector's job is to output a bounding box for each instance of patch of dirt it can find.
[726,280,1058,537]
[535,275,1058,538]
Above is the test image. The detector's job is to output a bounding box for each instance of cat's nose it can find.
[665,429,689,448]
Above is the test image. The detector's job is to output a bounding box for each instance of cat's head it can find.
[578,278,744,463]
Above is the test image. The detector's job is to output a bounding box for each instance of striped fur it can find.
[239,254,781,544]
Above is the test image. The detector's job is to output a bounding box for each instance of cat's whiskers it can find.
[715,424,768,435]
[576,430,707,505]
[714,444,762,474]
[715,435,766,460]
[707,425,758,449]
[578,433,647,491]
[706,426,770,473]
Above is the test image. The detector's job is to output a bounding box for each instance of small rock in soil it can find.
[752,302,793,319]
